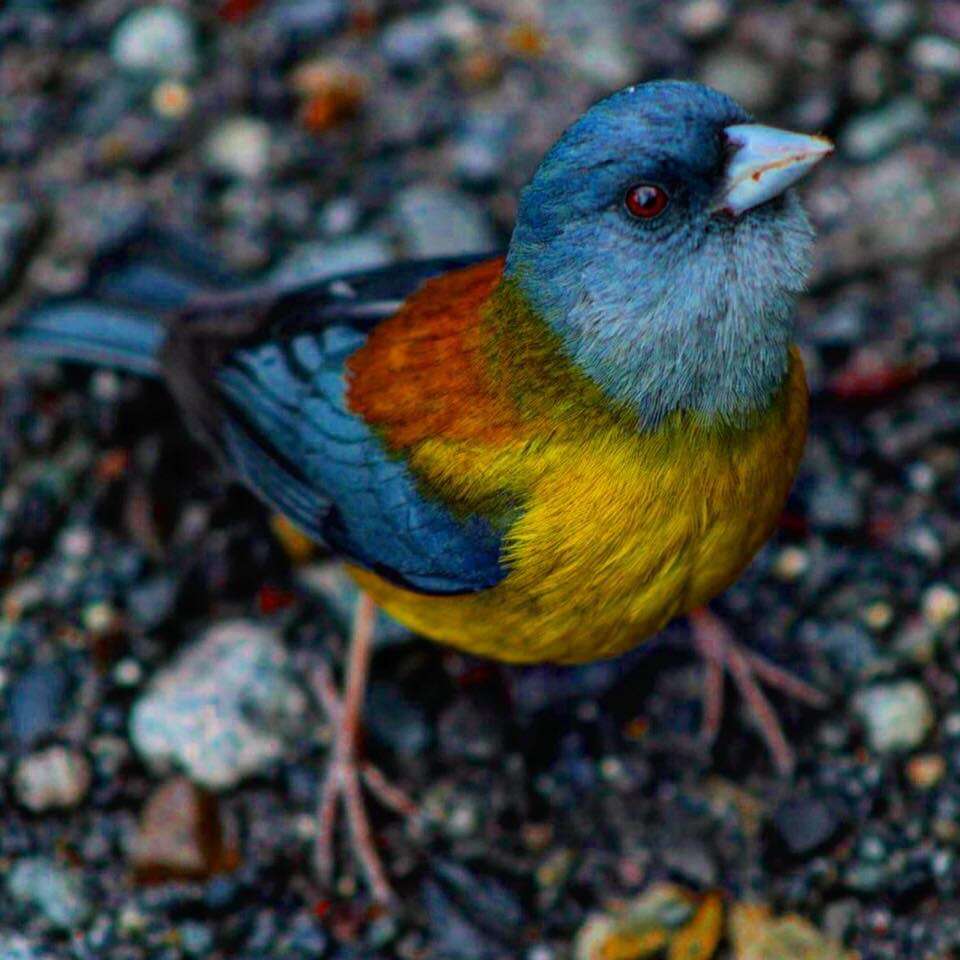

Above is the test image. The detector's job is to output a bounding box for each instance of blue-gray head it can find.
[505,80,832,427]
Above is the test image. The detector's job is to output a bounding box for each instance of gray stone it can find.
[675,0,732,40]
[318,196,360,237]
[854,681,935,753]
[381,11,449,71]
[660,838,718,886]
[265,0,346,42]
[546,0,639,87]
[699,50,779,113]
[0,934,50,960]
[179,922,215,958]
[7,858,91,931]
[849,0,916,43]
[130,620,307,790]
[7,662,69,748]
[392,184,495,259]
[807,293,870,346]
[812,147,960,283]
[841,98,928,161]
[269,234,393,289]
[770,795,848,859]
[454,111,516,186]
[809,476,864,531]
[812,622,881,679]
[111,6,197,77]
[910,35,960,76]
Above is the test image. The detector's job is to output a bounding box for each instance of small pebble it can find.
[0,934,47,960]
[906,753,946,790]
[151,80,192,118]
[7,662,69,748]
[113,658,143,688]
[769,796,847,859]
[57,526,93,560]
[179,922,215,958]
[910,35,960,77]
[293,60,364,132]
[862,601,894,632]
[269,234,393,289]
[699,50,779,112]
[111,6,198,77]
[729,902,857,960]
[7,858,92,931]
[675,0,731,39]
[203,118,272,180]
[453,110,515,187]
[661,839,718,887]
[536,848,574,890]
[381,11,451,72]
[575,884,722,960]
[850,0,916,43]
[130,777,239,883]
[83,600,117,635]
[809,476,864,531]
[842,98,928,161]
[546,0,638,86]
[854,681,935,753]
[423,880,498,960]
[13,746,92,812]
[528,947,555,960]
[773,545,809,581]
[922,584,960,627]
[392,184,495,258]
[263,0,346,42]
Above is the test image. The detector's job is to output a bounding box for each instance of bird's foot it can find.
[309,596,417,907]
[690,607,828,776]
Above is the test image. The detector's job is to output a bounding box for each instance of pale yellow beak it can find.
[714,123,834,217]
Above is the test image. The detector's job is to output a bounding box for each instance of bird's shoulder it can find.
[346,256,531,449]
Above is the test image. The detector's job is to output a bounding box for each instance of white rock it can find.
[203,118,272,180]
[111,6,198,77]
[854,681,934,753]
[130,620,307,789]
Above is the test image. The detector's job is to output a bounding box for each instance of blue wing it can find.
[211,324,506,595]
[10,224,507,596]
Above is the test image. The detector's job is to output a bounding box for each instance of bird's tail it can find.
[8,224,239,378]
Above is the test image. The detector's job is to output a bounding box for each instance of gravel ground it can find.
[2,1,960,958]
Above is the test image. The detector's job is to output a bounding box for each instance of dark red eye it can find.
[625,184,669,219]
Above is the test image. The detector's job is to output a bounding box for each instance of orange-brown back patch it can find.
[346,258,527,449]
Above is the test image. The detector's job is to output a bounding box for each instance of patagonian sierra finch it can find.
[12,80,833,903]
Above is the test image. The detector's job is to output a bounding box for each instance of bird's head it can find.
[504,80,833,427]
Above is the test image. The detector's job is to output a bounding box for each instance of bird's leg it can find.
[312,592,415,905]
[689,607,828,776]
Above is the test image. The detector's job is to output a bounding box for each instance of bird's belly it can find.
[349,425,804,665]
[349,352,808,665]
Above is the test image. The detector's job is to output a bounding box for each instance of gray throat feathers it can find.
[569,289,795,430]
[510,264,799,431]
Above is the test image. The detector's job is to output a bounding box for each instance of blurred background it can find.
[1,1,960,958]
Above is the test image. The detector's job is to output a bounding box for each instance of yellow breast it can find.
[349,348,808,665]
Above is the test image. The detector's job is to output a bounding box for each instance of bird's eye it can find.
[625,184,669,219]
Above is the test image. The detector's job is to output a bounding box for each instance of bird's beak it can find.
[713,123,834,217]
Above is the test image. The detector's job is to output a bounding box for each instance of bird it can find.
[10,80,833,904]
